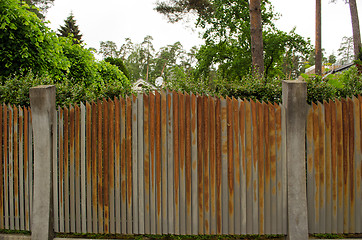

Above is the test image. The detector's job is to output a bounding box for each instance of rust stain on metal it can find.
[335,100,344,214]
[341,99,349,217]
[329,100,337,215]
[307,105,314,174]
[191,94,197,148]
[215,98,222,234]
[149,93,156,195]
[203,95,210,226]
[91,102,98,227]
[126,97,133,207]
[312,103,320,221]
[185,94,192,215]
[179,92,186,177]
[109,100,115,190]
[173,92,180,209]
[239,101,246,175]
[14,106,19,218]
[318,103,325,210]
[209,96,216,231]
[155,92,162,218]
[103,100,110,233]
[245,101,252,189]
[251,100,258,172]
[324,101,332,209]
[233,98,240,187]
[197,95,203,233]
[264,103,271,189]
[227,97,234,216]
[257,101,264,233]
[3,106,7,228]
[347,99,355,217]
[143,94,150,213]
[97,100,104,230]
[269,104,276,185]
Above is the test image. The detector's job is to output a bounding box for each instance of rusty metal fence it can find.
[1,91,361,235]
[306,96,362,234]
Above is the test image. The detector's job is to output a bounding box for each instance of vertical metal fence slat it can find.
[257,101,264,234]
[97,101,104,233]
[18,107,25,230]
[312,103,320,232]
[51,107,58,232]
[160,92,167,234]
[80,103,87,233]
[75,105,81,233]
[103,100,109,233]
[69,107,76,233]
[24,107,29,231]
[143,94,150,234]
[220,97,228,234]
[149,93,156,234]
[3,106,9,230]
[166,91,174,234]
[215,98,222,234]
[8,106,14,230]
[324,101,332,233]
[280,104,287,234]
[132,96,139,234]
[173,92,180,234]
[120,98,127,234]
[307,105,315,233]
[347,98,355,233]
[126,97,133,234]
[342,99,350,233]
[28,109,33,230]
[91,102,98,233]
[209,97,216,234]
[58,108,64,232]
[185,94,192,234]
[318,102,326,233]
[233,98,241,234]
[245,101,252,234]
[114,98,121,234]
[14,107,19,230]
[269,103,277,234]
[330,100,338,232]
[138,94,145,234]
[274,104,283,234]
[179,93,186,235]
[109,99,115,234]
[239,100,246,234]
[64,107,70,232]
[264,103,271,234]
[336,100,344,233]
[191,93,198,235]
[155,92,162,234]
[203,96,210,235]
[226,97,234,234]
[251,100,259,234]
[196,95,203,234]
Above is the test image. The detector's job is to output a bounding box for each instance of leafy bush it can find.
[104,57,130,79]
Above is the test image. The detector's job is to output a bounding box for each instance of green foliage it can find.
[104,57,130,79]
[57,12,83,44]
[0,0,65,79]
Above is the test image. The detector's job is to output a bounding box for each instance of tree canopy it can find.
[58,12,83,44]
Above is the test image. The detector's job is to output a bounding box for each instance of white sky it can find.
[45,0,361,58]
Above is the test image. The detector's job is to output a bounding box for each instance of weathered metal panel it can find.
[347,98,355,233]
[24,107,30,231]
[220,97,228,234]
[239,100,246,234]
[58,108,64,232]
[91,102,98,233]
[85,102,92,233]
[103,100,109,234]
[203,96,210,235]
[97,100,104,233]
[342,99,350,233]
[149,93,156,234]
[18,107,25,230]
[0,105,3,229]
[13,106,19,230]
[75,105,81,233]
[185,93,192,234]
[268,103,277,234]
[173,92,180,234]
[166,91,174,234]
[233,98,241,234]
[226,97,234,234]
[264,103,271,234]
[109,100,115,234]
[69,107,76,232]
[281,104,287,234]
[257,101,264,234]
[330,100,338,233]
[120,98,127,234]
[114,98,121,234]
[132,96,138,234]
[251,100,259,234]
[215,98,222,235]
[138,94,145,234]
[126,97,133,234]
[196,95,203,234]
[8,106,14,230]
[245,100,253,234]
[63,107,70,232]
[190,93,198,235]
[336,99,344,233]
[209,97,216,234]
[160,91,167,234]
[274,103,283,234]
[50,107,57,232]
[307,104,315,233]
[143,94,150,233]
[80,103,87,233]
[324,101,332,233]
[155,92,162,234]
[352,97,361,233]
[179,93,186,235]
[28,109,33,230]
[3,106,9,229]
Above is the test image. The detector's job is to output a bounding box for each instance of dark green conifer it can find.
[58,12,83,44]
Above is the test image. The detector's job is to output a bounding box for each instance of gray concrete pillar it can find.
[282,80,309,240]
[30,85,56,240]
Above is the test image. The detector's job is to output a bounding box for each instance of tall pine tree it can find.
[58,13,83,44]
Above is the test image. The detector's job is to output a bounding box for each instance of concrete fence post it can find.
[282,80,309,240]
[30,85,56,240]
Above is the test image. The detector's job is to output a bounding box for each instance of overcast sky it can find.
[45,0,361,58]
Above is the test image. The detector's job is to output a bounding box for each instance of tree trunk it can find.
[249,0,264,76]
[349,0,361,59]
[315,0,322,75]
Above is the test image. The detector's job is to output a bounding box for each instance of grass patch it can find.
[0,229,31,235]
